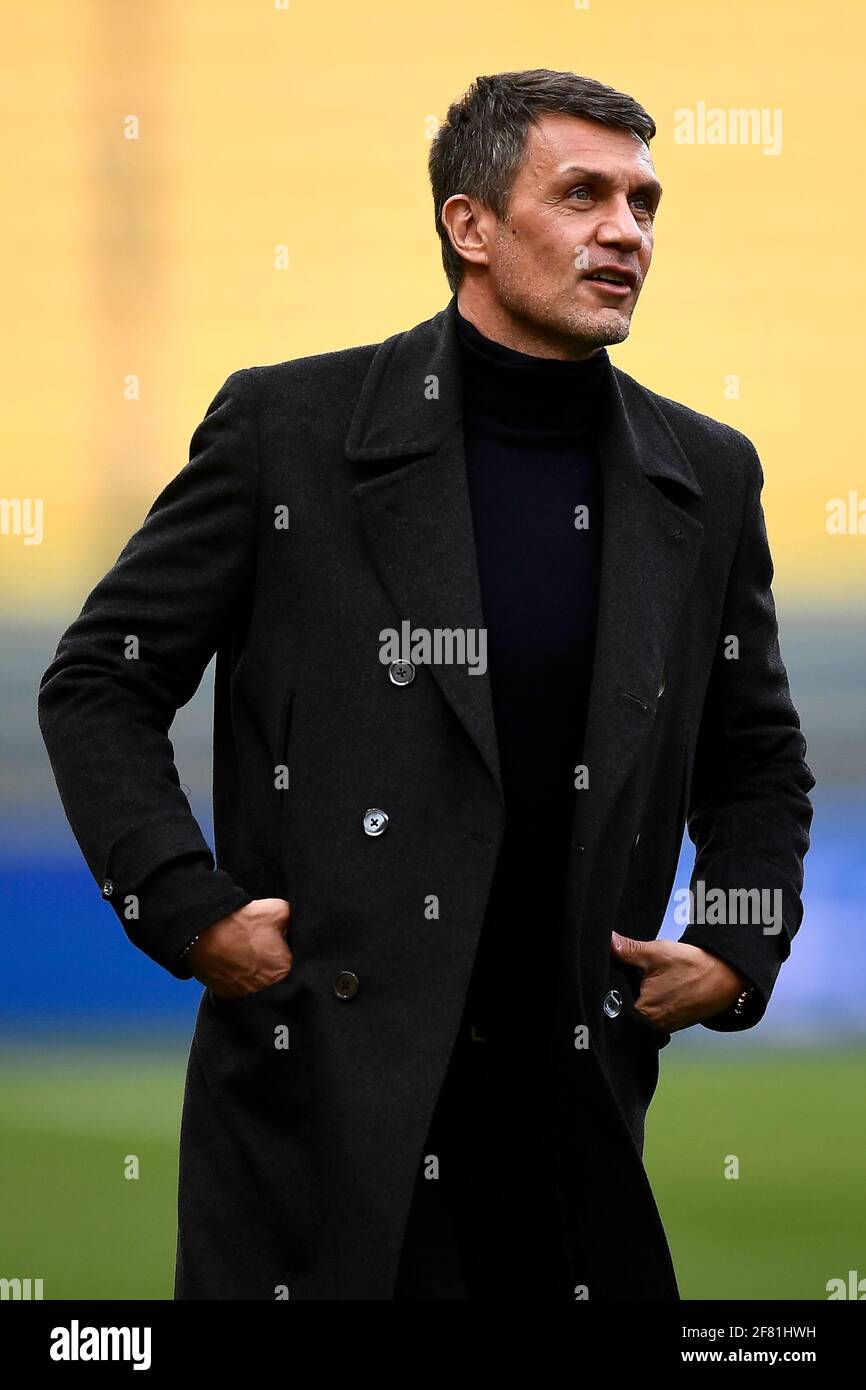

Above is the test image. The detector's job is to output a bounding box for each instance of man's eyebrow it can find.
[557,164,663,199]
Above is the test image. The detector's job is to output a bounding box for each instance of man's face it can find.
[465,113,661,350]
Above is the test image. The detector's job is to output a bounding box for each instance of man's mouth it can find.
[582,270,634,297]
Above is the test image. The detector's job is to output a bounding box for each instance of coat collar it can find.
[345,293,702,501]
[348,294,705,895]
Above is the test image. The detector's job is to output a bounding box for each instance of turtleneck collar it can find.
[456,306,613,442]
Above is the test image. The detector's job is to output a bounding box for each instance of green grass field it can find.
[0,1041,862,1300]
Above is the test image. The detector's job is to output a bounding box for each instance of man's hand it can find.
[610,931,747,1033]
[186,898,293,999]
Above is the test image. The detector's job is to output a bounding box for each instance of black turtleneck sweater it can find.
[402,311,616,1296]
[455,307,613,1040]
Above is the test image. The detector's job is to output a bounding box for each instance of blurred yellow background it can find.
[2,0,864,613]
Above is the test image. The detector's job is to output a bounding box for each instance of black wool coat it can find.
[38,293,815,1300]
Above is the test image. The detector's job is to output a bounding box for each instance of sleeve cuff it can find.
[677,917,789,1031]
[106,852,254,978]
[675,857,801,1031]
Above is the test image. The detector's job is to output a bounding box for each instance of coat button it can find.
[334,971,359,1000]
[603,989,623,1019]
[388,660,415,686]
[101,879,114,898]
[363,808,389,836]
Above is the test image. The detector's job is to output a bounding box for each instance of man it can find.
[38,69,814,1301]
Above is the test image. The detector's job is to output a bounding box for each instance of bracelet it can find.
[732,985,754,1017]
[177,933,200,961]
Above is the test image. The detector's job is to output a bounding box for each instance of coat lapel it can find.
[350,425,504,800]
[345,295,705,845]
[570,368,704,868]
[346,300,503,799]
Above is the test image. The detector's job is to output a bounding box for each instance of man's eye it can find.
[570,187,593,202]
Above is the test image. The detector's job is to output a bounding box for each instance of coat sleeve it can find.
[677,439,816,1030]
[37,369,261,978]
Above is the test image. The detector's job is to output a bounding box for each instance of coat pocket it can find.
[208,968,295,1007]
[615,958,672,1049]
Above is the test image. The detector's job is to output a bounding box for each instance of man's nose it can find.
[594,200,645,254]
